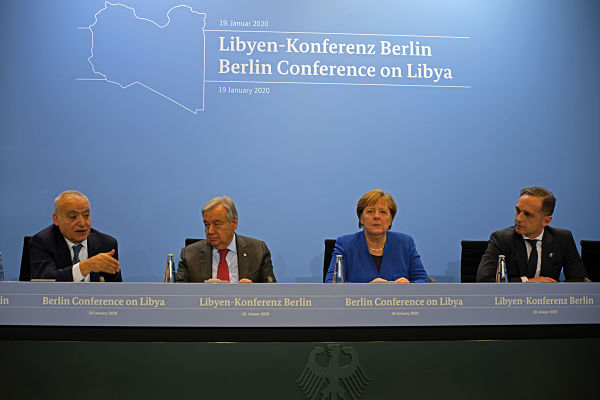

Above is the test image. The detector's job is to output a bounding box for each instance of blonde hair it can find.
[356,189,397,229]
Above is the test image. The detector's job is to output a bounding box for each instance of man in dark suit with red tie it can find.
[477,187,587,282]
[30,190,121,282]
[176,196,276,283]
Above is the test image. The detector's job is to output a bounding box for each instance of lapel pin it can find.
[243,253,247,257]
[549,252,554,258]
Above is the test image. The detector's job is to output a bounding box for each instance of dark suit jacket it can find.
[176,234,276,283]
[29,224,121,282]
[476,226,587,282]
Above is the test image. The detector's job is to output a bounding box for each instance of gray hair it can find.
[202,196,238,222]
[54,190,89,213]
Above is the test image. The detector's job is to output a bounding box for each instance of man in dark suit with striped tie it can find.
[477,186,587,282]
[30,190,121,282]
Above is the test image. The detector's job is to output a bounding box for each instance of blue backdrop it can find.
[1,0,599,282]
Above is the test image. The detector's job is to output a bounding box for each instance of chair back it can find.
[20,236,32,281]
[581,240,600,282]
[323,239,336,282]
[460,240,488,282]
[185,238,202,247]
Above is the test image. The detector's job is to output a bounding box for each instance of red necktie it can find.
[217,249,229,281]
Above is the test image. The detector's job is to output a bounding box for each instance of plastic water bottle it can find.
[164,254,176,283]
[496,255,508,283]
[333,254,345,283]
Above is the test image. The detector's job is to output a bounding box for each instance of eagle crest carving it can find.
[296,344,370,399]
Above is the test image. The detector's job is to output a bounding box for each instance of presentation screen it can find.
[1,0,598,282]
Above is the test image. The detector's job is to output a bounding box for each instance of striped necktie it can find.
[72,244,83,264]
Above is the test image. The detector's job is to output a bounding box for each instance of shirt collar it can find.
[522,228,544,242]
[64,236,88,250]
[212,233,237,254]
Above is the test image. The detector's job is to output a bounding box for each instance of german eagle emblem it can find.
[297,344,370,399]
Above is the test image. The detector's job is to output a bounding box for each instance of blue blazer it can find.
[325,231,429,283]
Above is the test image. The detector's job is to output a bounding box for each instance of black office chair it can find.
[580,240,600,282]
[460,240,488,282]
[185,238,202,247]
[323,239,336,282]
[20,236,32,281]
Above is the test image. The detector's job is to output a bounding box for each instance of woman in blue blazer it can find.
[325,189,429,283]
